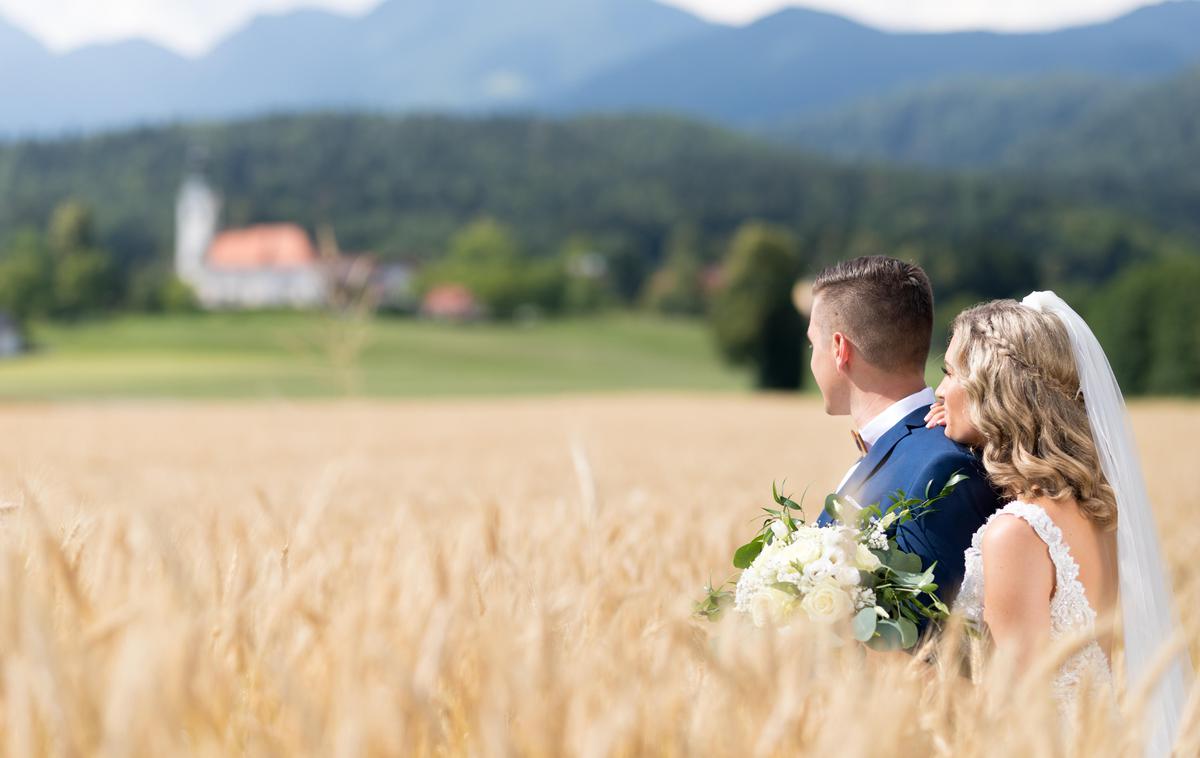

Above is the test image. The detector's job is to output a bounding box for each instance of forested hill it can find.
[0,112,1193,306]
[773,65,1200,240]
[1006,67,1200,230]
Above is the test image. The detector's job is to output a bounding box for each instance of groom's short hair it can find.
[811,256,933,372]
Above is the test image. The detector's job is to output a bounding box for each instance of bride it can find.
[923,292,1193,755]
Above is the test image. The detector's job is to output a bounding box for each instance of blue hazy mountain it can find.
[548,1,1200,124]
[0,0,711,134]
[4,1,1200,135]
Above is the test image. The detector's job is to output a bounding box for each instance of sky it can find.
[0,0,1164,57]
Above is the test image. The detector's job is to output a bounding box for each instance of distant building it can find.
[0,313,23,358]
[420,284,483,321]
[175,170,411,310]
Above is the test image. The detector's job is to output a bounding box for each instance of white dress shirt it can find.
[835,387,937,493]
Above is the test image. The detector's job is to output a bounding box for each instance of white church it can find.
[175,172,329,309]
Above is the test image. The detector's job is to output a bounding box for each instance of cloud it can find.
[0,0,1161,56]
[659,0,1155,31]
[0,0,378,56]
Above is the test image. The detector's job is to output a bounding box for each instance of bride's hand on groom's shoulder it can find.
[924,402,948,430]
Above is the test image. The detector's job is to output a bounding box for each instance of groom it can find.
[806,256,1001,616]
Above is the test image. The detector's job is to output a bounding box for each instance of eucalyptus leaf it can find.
[890,569,928,588]
[883,550,923,574]
[866,619,904,651]
[898,617,919,649]
[853,607,877,642]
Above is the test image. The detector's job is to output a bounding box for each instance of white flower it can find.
[855,543,882,572]
[803,557,833,580]
[820,526,848,550]
[855,587,877,609]
[750,586,799,627]
[800,580,855,624]
[834,565,860,587]
[864,516,890,550]
[770,519,789,541]
[780,528,822,566]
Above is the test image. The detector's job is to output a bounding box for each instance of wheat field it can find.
[0,395,1196,756]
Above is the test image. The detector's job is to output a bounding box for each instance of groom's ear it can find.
[831,331,852,371]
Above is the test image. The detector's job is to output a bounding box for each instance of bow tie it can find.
[851,429,870,456]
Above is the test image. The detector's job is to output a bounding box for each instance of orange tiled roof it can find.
[208,224,318,269]
[421,284,479,318]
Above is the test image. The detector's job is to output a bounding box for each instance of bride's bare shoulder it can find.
[981,512,1056,599]
[982,511,1045,555]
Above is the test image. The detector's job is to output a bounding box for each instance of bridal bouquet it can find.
[696,474,966,651]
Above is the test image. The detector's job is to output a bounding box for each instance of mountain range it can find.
[3,0,1200,136]
[0,0,710,134]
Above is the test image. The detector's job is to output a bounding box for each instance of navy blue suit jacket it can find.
[817,405,1002,612]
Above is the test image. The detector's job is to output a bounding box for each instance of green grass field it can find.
[0,313,752,400]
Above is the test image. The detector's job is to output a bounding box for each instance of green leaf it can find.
[897,617,919,649]
[733,536,765,569]
[890,568,932,589]
[770,582,801,597]
[882,550,923,574]
[857,570,878,589]
[942,470,969,493]
[823,494,841,522]
[853,607,877,642]
[866,619,904,651]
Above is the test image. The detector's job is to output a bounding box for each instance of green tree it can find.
[48,200,96,260]
[420,218,562,319]
[159,277,200,313]
[1090,258,1200,395]
[39,200,121,318]
[0,232,54,322]
[128,265,199,313]
[641,224,706,316]
[54,250,118,318]
[710,222,807,390]
[560,238,613,314]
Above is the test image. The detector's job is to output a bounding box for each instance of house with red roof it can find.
[175,174,329,308]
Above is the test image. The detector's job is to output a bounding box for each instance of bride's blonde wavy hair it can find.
[948,300,1117,530]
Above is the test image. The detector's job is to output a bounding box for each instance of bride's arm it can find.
[980,515,1054,673]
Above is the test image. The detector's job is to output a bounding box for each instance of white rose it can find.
[752,586,799,627]
[783,528,822,566]
[834,565,860,587]
[770,519,789,541]
[800,580,854,624]
[855,543,882,572]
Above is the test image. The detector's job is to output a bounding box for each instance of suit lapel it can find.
[839,405,932,500]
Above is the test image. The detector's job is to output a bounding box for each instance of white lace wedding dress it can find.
[955,501,1114,714]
